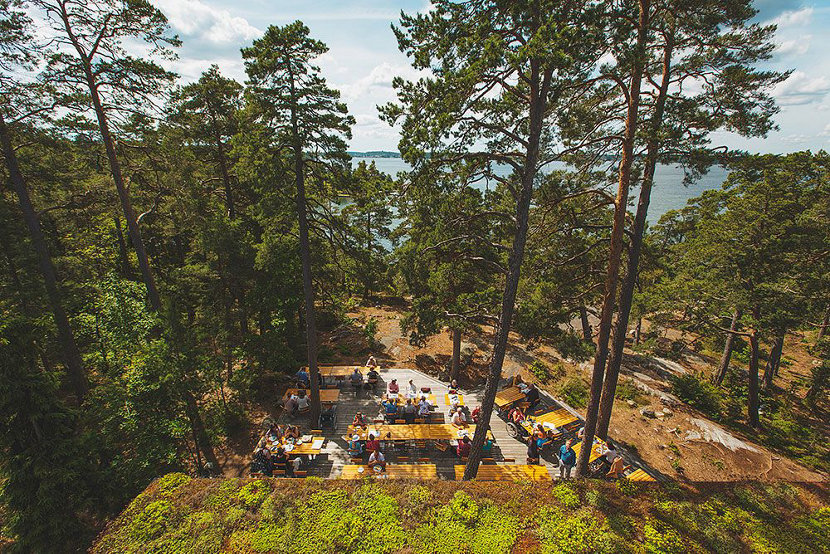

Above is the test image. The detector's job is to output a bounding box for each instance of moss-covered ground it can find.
[92,473,829,554]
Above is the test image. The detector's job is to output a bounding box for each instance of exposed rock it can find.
[626,400,637,408]
[640,407,656,418]
[685,430,702,441]
[663,408,674,416]
[655,411,665,418]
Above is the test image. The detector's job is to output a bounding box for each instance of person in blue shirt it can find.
[296,368,309,387]
[559,438,577,480]
[382,399,398,423]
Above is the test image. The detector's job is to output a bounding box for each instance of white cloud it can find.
[781,133,810,144]
[773,71,830,106]
[152,0,261,43]
[768,7,813,28]
[338,62,428,102]
[819,123,830,137]
[775,36,810,56]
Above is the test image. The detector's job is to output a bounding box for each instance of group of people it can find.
[348,432,387,471]
[512,374,540,409]
[283,389,311,416]
[251,423,304,477]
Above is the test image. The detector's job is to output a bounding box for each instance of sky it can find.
[147,0,830,153]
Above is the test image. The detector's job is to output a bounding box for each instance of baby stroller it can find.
[318,404,337,431]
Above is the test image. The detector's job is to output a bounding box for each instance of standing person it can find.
[418,396,431,418]
[407,379,418,397]
[296,367,310,388]
[526,435,540,465]
[559,439,576,480]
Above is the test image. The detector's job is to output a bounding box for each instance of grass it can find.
[93,474,829,554]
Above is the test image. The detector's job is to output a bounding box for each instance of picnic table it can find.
[454,464,551,481]
[266,436,325,457]
[345,423,487,442]
[494,386,525,409]
[284,388,340,404]
[571,438,607,464]
[383,393,438,407]
[445,393,464,406]
[626,468,657,482]
[523,408,579,433]
[340,464,438,480]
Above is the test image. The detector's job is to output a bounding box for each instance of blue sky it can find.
[150,0,830,152]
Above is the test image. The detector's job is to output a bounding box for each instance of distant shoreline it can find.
[348,150,401,158]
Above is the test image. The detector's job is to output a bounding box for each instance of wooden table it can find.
[445,393,465,406]
[340,464,438,480]
[427,423,477,440]
[626,468,656,482]
[345,423,487,442]
[384,393,438,406]
[284,388,340,404]
[571,439,606,464]
[267,436,325,456]
[454,464,551,481]
[529,408,579,430]
[495,386,525,409]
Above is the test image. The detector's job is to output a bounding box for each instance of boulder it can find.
[640,407,657,418]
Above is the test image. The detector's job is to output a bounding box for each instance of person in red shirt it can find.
[365,434,381,453]
[388,379,399,394]
[456,436,472,458]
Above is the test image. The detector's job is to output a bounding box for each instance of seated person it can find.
[366,355,378,368]
[284,392,298,416]
[296,390,310,412]
[365,434,381,453]
[285,425,300,440]
[418,396,431,417]
[382,399,398,423]
[407,379,417,397]
[273,446,289,475]
[290,456,302,476]
[482,436,494,456]
[387,379,399,394]
[606,455,630,479]
[603,441,618,468]
[296,368,310,387]
[366,367,380,389]
[267,424,283,442]
[508,405,525,424]
[348,434,363,457]
[448,395,461,412]
[368,449,386,471]
[402,398,417,424]
[451,407,467,428]
[524,383,540,409]
[350,368,364,389]
[252,447,274,476]
[352,412,367,428]
[456,435,472,458]
[470,406,482,424]
[448,379,460,393]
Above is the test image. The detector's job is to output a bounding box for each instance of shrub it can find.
[364,317,379,346]
[537,507,616,554]
[128,500,176,543]
[643,520,685,554]
[237,480,271,509]
[559,377,589,408]
[615,379,645,404]
[155,473,191,496]
[552,484,581,509]
[670,373,721,416]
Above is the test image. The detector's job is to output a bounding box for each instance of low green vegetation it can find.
[93,474,829,554]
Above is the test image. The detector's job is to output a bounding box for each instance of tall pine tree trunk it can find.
[462,61,549,481]
[82,65,161,311]
[577,0,649,476]
[211,117,235,219]
[713,309,742,385]
[1,113,88,403]
[818,305,829,343]
[596,31,673,440]
[291,111,322,423]
[113,215,132,278]
[763,328,785,390]
[451,327,462,381]
[579,306,592,341]
[747,306,761,428]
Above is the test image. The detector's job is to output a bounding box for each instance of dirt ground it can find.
[219,302,826,482]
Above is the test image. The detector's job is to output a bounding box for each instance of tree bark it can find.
[184,390,220,471]
[748,325,761,428]
[1,112,88,403]
[113,215,132,278]
[579,306,592,342]
[290,83,322,424]
[67,30,161,310]
[762,328,785,390]
[818,305,829,343]
[451,327,462,381]
[211,112,235,219]
[713,309,742,386]
[462,59,550,481]
[596,28,672,440]
[577,0,649,476]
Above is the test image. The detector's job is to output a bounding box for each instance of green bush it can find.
[559,377,589,408]
[552,484,581,509]
[537,507,616,554]
[615,379,645,404]
[670,373,722,416]
[644,520,685,554]
[128,500,176,543]
[155,472,191,496]
[238,480,271,509]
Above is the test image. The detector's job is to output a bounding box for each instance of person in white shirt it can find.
[296,391,310,411]
[407,379,417,397]
[368,449,386,470]
[366,355,377,367]
[603,441,618,465]
[451,407,467,428]
[418,396,431,416]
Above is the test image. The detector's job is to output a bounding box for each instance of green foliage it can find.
[529,360,566,383]
[155,473,191,497]
[537,507,616,554]
[670,373,722,417]
[364,316,379,346]
[615,379,646,404]
[559,377,589,408]
[238,480,271,509]
[552,484,581,509]
[644,520,686,554]
[127,500,176,543]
